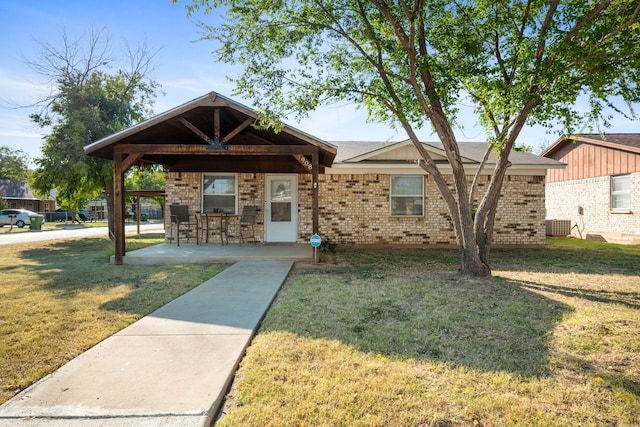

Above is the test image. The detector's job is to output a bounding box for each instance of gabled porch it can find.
[84,92,337,265]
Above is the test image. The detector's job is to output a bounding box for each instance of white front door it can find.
[265,174,297,242]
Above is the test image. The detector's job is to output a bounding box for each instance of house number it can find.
[296,155,313,171]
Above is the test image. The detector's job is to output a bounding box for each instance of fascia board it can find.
[326,162,550,176]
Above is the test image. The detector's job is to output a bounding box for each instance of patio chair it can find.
[169,204,198,246]
[238,205,257,245]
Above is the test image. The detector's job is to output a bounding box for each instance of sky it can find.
[0,0,638,165]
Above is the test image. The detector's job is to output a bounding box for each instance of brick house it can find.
[0,179,56,213]
[542,134,640,244]
[85,92,563,263]
[166,140,560,246]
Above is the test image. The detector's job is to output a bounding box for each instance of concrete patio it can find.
[113,242,314,265]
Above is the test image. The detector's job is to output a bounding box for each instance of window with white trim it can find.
[390,175,424,216]
[611,174,631,210]
[202,174,237,214]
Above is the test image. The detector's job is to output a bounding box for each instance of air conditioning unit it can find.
[546,219,571,236]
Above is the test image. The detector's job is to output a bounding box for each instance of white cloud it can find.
[0,129,42,139]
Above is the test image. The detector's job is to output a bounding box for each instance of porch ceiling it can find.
[84,92,337,174]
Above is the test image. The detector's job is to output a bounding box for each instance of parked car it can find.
[78,209,95,222]
[44,209,75,222]
[0,209,45,228]
[44,209,96,223]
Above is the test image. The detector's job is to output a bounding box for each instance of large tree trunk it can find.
[427,112,492,278]
[104,179,115,240]
[459,242,492,277]
[402,118,493,278]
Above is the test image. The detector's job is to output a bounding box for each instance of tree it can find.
[0,145,31,181]
[125,165,166,210]
[0,146,30,209]
[28,28,159,236]
[178,0,640,277]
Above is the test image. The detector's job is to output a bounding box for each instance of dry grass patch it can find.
[218,239,639,426]
[0,235,225,403]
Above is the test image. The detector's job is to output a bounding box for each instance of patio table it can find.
[199,212,235,245]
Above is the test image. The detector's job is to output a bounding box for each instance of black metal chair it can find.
[238,205,257,245]
[169,205,198,246]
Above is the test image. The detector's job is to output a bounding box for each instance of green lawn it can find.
[217,239,640,426]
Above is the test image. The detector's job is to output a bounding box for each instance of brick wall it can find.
[165,172,266,243]
[166,172,546,246]
[307,174,546,245]
[545,173,640,239]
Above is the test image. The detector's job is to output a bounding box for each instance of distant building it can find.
[0,179,57,213]
[542,134,640,244]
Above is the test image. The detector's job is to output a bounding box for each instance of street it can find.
[0,223,165,245]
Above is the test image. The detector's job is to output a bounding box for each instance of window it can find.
[202,174,237,214]
[611,175,631,210]
[390,175,424,216]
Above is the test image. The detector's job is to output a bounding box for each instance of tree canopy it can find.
[28,28,159,230]
[126,165,166,208]
[179,0,640,277]
[0,145,31,182]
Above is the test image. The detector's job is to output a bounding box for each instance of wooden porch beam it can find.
[293,154,313,172]
[121,153,144,171]
[224,117,253,142]
[178,117,211,143]
[114,144,317,156]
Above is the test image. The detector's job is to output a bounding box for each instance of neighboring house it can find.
[0,179,56,213]
[84,92,564,263]
[542,134,640,244]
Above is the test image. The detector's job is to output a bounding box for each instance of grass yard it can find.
[218,239,640,426]
[0,234,225,404]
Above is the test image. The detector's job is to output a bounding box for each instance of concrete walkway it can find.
[0,261,293,427]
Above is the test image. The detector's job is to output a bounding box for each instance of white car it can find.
[0,209,45,228]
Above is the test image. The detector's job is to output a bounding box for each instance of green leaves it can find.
[190,0,638,143]
[0,146,31,182]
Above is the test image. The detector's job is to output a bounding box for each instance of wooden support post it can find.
[113,152,125,264]
[312,149,319,264]
[214,108,221,139]
[136,196,141,235]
